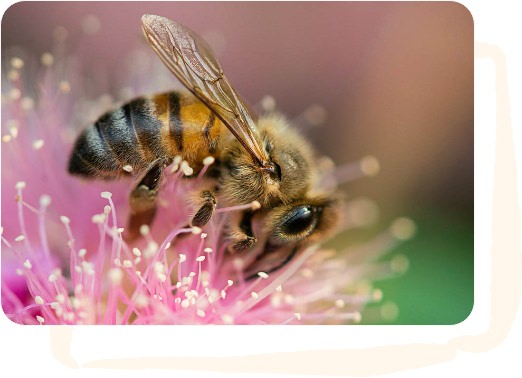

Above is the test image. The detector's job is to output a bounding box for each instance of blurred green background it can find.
[359,207,473,325]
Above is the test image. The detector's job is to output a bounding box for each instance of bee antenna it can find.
[261,162,282,181]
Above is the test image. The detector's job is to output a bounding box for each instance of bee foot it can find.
[231,235,257,252]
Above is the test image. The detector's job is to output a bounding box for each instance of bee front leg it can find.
[126,159,165,240]
[227,211,257,252]
[191,190,217,227]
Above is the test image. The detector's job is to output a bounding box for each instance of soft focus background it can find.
[1,2,473,324]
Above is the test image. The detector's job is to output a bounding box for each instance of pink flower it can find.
[1,29,414,325]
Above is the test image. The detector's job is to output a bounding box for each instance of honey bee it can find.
[68,14,341,277]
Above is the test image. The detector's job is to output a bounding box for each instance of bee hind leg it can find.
[126,159,165,240]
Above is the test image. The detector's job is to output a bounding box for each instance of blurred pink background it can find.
[2,1,473,221]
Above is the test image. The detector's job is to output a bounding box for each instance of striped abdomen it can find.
[68,91,226,179]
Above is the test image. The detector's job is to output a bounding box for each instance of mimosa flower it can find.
[1,28,414,325]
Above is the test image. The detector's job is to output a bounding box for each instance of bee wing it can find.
[141,14,270,167]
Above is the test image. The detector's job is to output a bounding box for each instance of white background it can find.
[1,1,521,377]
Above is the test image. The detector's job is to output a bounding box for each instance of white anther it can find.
[59,81,71,93]
[390,217,416,240]
[10,57,24,69]
[139,224,149,236]
[196,309,206,318]
[108,268,123,285]
[32,139,45,150]
[360,155,380,177]
[91,214,106,224]
[39,195,52,207]
[101,191,112,199]
[203,156,215,166]
[257,272,269,279]
[221,315,234,324]
[41,52,54,67]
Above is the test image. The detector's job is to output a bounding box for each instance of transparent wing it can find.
[141,14,270,167]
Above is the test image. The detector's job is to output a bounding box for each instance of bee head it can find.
[220,115,317,207]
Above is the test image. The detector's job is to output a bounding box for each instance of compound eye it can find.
[280,205,319,237]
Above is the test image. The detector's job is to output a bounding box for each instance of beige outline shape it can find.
[45,41,520,376]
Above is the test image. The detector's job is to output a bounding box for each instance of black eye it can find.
[281,206,318,236]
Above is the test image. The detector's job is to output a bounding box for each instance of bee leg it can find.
[191,190,217,227]
[228,211,257,252]
[126,159,165,240]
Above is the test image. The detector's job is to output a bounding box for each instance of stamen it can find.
[260,95,276,112]
[9,125,18,138]
[59,81,71,93]
[32,139,45,150]
[139,224,150,236]
[203,156,215,166]
[7,70,19,81]
[380,301,399,321]
[101,191,112,199]
[40,52,54,67]
[108,268,123,285]
[389,217,416,240]
[9,88,21,100]
[180,161,193,176]
[221,314,234,324]
[39,195,52,208]
[10,57,24,69]
[21,97,35,110]
[359,155,380,177]
[390,254,409,273]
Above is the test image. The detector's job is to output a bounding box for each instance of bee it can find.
[68,14,341,277]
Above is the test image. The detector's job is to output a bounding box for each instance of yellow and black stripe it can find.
[68,91,226,179]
